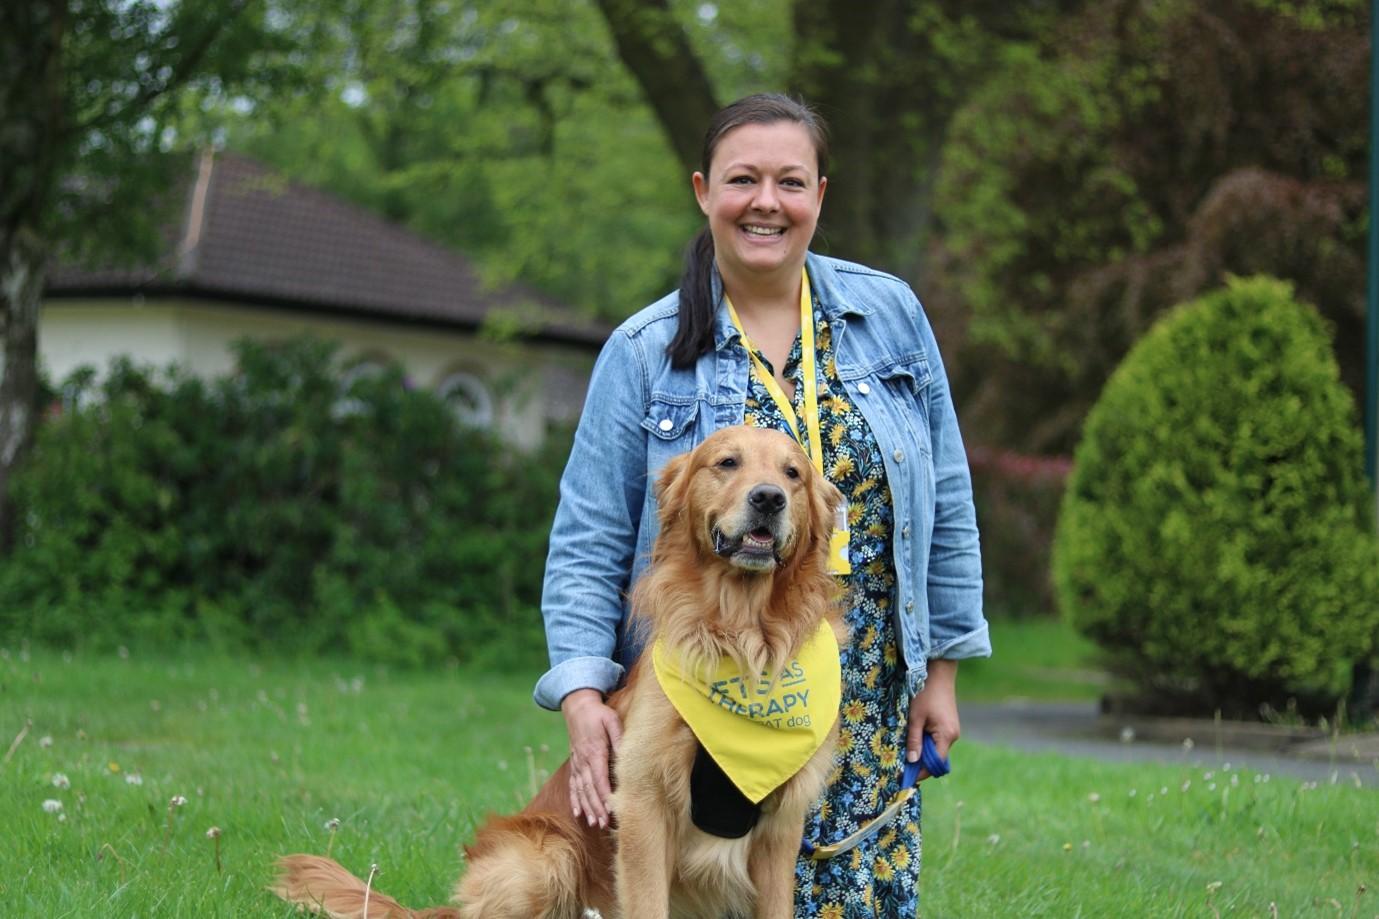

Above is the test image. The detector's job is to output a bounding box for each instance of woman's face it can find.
[692,121,826,290]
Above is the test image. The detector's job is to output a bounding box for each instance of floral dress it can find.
[740,299,923,918]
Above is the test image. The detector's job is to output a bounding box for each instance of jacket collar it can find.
[711,251,872,352]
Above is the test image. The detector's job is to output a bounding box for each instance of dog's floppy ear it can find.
[654,451,694,527]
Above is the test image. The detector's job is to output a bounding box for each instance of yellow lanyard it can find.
[726,267,851,575]
[725,267,824,474]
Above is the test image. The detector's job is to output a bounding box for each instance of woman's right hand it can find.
[560,688,623,828]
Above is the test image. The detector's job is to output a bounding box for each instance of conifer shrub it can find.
[0,338,567,667]
[1052,276,1379,713]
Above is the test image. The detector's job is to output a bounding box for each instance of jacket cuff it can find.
[929,622,992,661]
[532,656,626,711]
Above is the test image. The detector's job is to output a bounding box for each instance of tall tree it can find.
[594,0,1082,277]
[934,0,1370,451]
[0,0,278,549]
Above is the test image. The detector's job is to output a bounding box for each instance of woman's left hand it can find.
[905,659,960,781]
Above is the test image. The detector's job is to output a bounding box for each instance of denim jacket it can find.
[533,252,989,711]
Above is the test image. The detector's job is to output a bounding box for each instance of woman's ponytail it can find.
[667,227,717,368]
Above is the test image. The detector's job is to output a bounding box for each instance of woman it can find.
[534,93,989,916]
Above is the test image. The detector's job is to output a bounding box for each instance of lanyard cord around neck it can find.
[725,267,823,473]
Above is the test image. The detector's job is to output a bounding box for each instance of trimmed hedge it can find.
[0,338,568,667]
[1052,276,1379,713]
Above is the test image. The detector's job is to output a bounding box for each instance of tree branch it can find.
[76,0,252,136]
[592,0,718,175]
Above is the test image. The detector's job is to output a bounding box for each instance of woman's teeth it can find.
[743,225,784,237]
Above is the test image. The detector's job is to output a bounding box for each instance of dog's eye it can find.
[785,466,800,479]
[718,457,738,469]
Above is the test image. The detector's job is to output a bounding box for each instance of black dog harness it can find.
[690,743,761,838]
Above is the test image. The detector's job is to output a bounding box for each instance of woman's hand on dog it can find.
[906,659,960,780]
[561,688,623,828]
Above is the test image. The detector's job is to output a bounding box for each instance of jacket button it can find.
[857,382,871,395]
[901,525,911,539]
[905,600,915,613]
[893,449,904,463]
[659,418,674,432]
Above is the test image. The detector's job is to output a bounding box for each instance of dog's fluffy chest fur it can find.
[609,644,838,919]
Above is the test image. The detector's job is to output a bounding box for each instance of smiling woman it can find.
[536,93,989,918]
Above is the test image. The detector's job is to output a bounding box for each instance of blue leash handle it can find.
[802,732,949,860]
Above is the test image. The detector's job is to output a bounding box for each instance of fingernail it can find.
[906,749,918,763]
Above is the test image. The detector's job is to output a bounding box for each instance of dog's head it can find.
[654,426,844,574]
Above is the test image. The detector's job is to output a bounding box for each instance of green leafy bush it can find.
[1052,276,1379,713]
[0,338,568,667]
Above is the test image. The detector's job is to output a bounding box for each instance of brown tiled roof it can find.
[45,150,610,347]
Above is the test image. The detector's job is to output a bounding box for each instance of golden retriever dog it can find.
[271,425,846,919]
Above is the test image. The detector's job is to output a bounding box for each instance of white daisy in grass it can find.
[125,773,143,786]
[52,773,70,789]
[42,799,63,814]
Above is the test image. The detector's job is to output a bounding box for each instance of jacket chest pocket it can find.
[640,398,702,538]
[876,357,933,456]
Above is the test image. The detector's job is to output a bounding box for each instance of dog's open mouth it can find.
[713,525,781,570]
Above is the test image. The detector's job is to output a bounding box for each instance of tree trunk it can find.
[790,0,936,277]
[0,236,44,552]
[0,0,66,551]
[591,0,719,175]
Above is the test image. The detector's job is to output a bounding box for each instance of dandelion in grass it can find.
[162,795,188,852]
[325,817,342,857]
[126,773,143,786]
[39,735,53,749]
[108,761,120,774]
[363,863,380,916]
[1087,792,1100,804]
[985,833,1001,846]
[1181,780,1191,792]
[206,826,223,874]
[52,772,70,790]
[1062,842,1072,852]
[1203,771,1214,781]
[42,799,63,814]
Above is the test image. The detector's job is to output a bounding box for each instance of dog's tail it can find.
[269,854,462,919]
[452,813,594,919]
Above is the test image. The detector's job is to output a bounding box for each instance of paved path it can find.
[961,700,1379,788]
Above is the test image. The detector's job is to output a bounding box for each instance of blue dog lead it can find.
[800,732,950,860]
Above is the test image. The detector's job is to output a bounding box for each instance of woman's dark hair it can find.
[667,93,830,368]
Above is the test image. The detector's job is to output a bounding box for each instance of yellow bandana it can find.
[652,622,842,804]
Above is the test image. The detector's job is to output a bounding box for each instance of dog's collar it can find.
[651,622,841,804]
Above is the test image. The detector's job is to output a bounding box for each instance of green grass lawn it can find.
[960,617,1105,703]
[3,638,1374,917]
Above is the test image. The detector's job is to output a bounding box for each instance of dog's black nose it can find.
[748,484,787,515]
